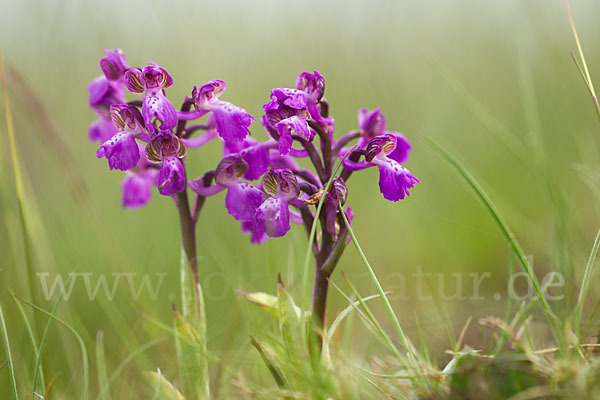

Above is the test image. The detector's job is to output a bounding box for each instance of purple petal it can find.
[215,154,248,186]
[88,76,125,118]
[296,70,325,104]
[275,115,313,142]
[211,101,254,144]
[269,88,307,110]
[96,132,140,171]
[142,93,177,134]
[192,79,226,109]
[387,133,412,164]
[158,157,186,196]
[89,118,118,143]
[375,158,419,202]
[121,172,152,208]
[241,221,267,244]
[181,130,219,149]
[188,179,226,197]
[225,181,264,222]
[358,108,386,138]
[100,49,129,81]
[253,197,290,238]
[240,143,269,180]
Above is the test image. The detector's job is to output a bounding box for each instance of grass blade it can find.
[144,370,184,400]
[338,203,419,361]
[423,136,563,348]
[574,228,600,336]
[0,51,38,303]
[96,337,165,400]
[9,291,45,392]
[323,292,387,358]
[0,304,19,399]
[563,0,600,122]
[96,331,110,400]
[15,296,89,400]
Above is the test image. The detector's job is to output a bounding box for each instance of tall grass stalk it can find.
[16,296,89,400]
[574,228,600,336]
[424,136,564,349]
[564,0,600,122]
[0,304,19,400]
[338,203,419,362]
[0,51,38,302]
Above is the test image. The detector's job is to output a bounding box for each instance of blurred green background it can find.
[2,0,600,396]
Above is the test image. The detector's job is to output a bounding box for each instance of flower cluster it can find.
[88,49,418,242]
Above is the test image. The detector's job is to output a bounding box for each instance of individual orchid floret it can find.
[145,132,187,195]
[88,76,125,118]
[253,168,300,238]
[89,117,118,144]
[121,168,157,208]
[262,91,313,155]
[324,177,348,238]
[100,49,129,81]
[189,155,264,223]
[223,138,270,181]
[191,80,255,144]
[125,65,177,134]
[364,134,419,202]
[357,108,412,164]
[296,70,326,121]
[96,105,148,171]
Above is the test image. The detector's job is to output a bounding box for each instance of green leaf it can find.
[0,304,18,400]
[237,290,307,320]
[144,370,185,400]
[174,311,209,400]
[177,249,209,399]
[249,336,288,389]
[276,274,304,362]
[96,331,110,400]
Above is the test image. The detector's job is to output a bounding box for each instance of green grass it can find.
[4,0,600,398]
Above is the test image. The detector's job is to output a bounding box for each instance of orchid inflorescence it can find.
[88,48,419,333]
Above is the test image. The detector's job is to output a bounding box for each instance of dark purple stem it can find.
[183,123,210,139]
[176,98,194,137]
[292,135,326,183]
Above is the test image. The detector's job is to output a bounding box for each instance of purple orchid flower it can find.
[357,108,412,164]
[96,105,148,171]
[296,70,327,122]
[125,65,177,134]
[253,168,300,238]
[191,79,254,144]
[343,134,418,202]
[261,89,313,155]
[89,117,118,144]
[323,177,348,238]
[100,49,129,81]
[121,168,157,208]
[145,132,187,196]
[120,145,158,208]
[88,76,125,118]
[189,155,264,223]
[223,137,271,181]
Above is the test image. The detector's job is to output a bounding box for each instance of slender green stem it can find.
[16,296,88,400]
[564,0,600,122]
[0,52,38,305]
[0,305,18,400]
[338,203,419,360]
[424,136,563,349]
[574,228,600,336]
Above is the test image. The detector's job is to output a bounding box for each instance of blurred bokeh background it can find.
[2,0,600,396]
